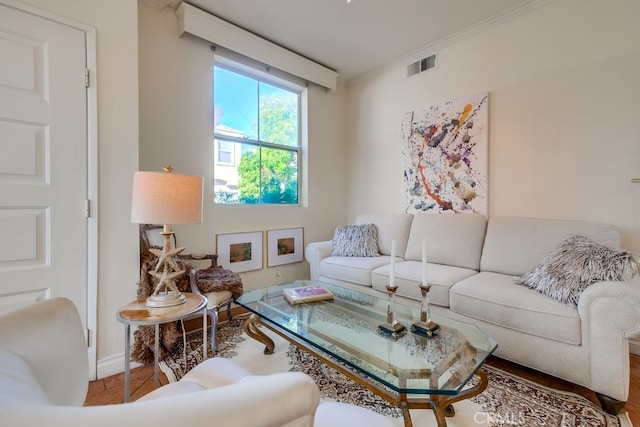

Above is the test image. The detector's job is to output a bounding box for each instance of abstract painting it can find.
[401,92,488,214]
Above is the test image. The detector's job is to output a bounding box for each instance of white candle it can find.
[390,240,396,286]
[422,239,428,285]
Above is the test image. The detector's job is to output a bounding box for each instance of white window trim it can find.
[213,64,305,206]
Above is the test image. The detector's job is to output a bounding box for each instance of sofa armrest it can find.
[5,371,320,427]
[0,298,88,406]
[578,277,640,337]
[578,277,640,401]
[305,241,333,280]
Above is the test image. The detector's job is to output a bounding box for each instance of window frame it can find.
[213,61,303,206]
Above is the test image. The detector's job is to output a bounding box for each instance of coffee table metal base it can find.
[400,369,488,427]
[242,314,488,427]
[243,313,275,354]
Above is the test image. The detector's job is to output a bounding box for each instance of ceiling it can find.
[152,0,541,81]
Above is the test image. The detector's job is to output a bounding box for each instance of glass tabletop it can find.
[236,280,497,395]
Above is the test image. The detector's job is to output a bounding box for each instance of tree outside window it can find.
[214,66,301,205]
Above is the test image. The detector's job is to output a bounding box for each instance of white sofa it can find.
[0,297,393,427]
[306,213,640,413]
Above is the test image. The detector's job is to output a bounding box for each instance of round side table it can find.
[117,292,207,402]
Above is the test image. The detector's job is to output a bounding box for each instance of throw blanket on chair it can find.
[193,265,244,300]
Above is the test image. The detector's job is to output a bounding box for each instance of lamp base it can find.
[145,291,186,308]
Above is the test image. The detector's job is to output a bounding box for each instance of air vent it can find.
[407,54,437,77]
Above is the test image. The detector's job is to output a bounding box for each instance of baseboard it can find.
[97,353,142,380]
[630,338,640,355]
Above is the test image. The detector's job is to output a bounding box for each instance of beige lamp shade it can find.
[131,171,203,225]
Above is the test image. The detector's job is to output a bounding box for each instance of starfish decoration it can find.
[149,246,184,273]
[149,265,185,296]
[148,230,186,297]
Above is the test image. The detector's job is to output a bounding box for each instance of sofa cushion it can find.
[0,351,50,405]
[320,256,392,286]
[480,216,621,276]
[371,261,479,307]
[516,235,639,307]
[450,272,581,345]
[331,223,380,257]
[137,380,205,401]
[405,213,487,270]
[182,357,252,388]
[355,213,413,257]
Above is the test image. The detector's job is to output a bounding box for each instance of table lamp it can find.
[131,166,203,307]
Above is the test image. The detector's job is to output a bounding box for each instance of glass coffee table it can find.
[236,280,497,427]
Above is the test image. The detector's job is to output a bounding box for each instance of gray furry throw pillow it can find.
[331,223,380,257]
[516,235,639,307]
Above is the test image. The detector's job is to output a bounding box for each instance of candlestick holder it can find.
[411,283,440,337]
[378,284,407,338]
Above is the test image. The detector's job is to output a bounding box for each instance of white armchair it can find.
[0,298,394,427]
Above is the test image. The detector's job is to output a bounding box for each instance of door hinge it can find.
[84,199,91,218]
[84,68,90,87]
[86,328,91,347]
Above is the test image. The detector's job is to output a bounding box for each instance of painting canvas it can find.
[401,92,488,214]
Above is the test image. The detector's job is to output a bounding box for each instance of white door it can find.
[0,4,89,334]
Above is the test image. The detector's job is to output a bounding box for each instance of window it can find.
[215,140,234,166]
[214,65,301,205]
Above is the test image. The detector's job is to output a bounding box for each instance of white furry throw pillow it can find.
[516,235,639,307]
[331,223,380,257]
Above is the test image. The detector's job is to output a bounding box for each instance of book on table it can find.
[283,285,335,305]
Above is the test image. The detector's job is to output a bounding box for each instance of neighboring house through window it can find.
[213,64,302,205]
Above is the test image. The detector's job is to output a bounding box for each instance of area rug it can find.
[160,320,632,427]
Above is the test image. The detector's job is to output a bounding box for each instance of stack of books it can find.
[283,285,335,305]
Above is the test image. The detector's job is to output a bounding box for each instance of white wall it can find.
[138,3,349,291]
[15,0,141,375]
[346,0,640,255]
[23,0,639,378]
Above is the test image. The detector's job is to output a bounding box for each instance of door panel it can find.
[0,4,88,331]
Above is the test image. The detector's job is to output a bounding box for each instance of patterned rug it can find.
[160,320,632,427]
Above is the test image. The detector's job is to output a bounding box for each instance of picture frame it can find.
[216,231,263,273]
[267,227,304,267]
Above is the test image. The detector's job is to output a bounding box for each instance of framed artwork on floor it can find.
[216,231,263,273]
[267,227,304,267]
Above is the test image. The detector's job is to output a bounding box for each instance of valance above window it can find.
[176,2,339,91]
